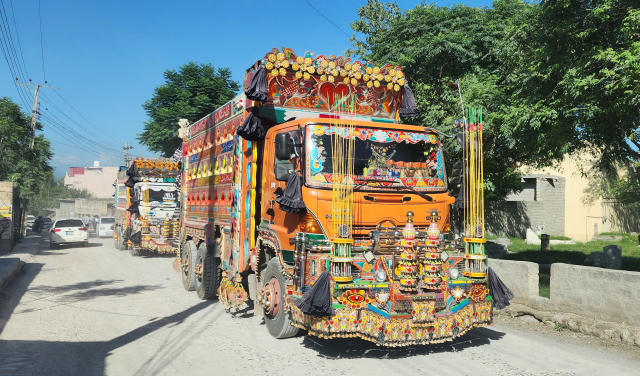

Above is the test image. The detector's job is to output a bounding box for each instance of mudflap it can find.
[247,274,263,316]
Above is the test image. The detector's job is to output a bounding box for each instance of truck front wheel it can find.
[262,258,299,339]
[195,242,221,300]
[181,241,197,291]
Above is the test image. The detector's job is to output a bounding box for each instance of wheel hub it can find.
[258,277,281,316]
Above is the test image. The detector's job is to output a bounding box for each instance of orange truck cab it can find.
[180,47,493,346]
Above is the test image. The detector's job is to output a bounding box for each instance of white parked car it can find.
[50,218,89,248]
[26,215,36,229]
[96,217,115,238]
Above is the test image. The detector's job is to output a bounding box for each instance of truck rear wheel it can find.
[130,247,140,257]
[195,242,221,300]
[181,241,197,291]
[262,258,299,339]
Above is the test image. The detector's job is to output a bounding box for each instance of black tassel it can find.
[295,270,335,316]
[237,108,266,141]
[245,63,268,102]
[275,172,306,213]
[126,163,137,177]
[399,84,420,117]
[124,176,136,188]
[488,267,514,310]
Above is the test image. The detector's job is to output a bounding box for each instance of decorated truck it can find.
[178,47,497,346]
[113,158,181,256]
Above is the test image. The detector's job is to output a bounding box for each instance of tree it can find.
[138,62,240,157]
[348,0,640,199]
[348,0,536,199]
[0,97,53,234]
[29,176,96,217]
[504,0,640,172]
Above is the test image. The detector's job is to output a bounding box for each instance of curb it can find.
[0,258,24,294]
[498,303,640,348]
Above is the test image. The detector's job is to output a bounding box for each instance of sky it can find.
[1,0,493,178]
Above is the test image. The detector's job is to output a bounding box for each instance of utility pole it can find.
[16,81,59,148]
[124,141,134,167]
[15,81,58,237]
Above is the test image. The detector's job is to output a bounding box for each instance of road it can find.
[0,233,639,376]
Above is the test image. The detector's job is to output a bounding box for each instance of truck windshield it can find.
[140,185,178,207]
[305,124,447,192]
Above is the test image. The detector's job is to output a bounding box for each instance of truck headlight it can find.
[449,267,459,280]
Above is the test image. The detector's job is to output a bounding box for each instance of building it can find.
[486,174,566,238]
[486,153,639,241]
[63,161,119,199]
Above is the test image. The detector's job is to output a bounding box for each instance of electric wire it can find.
[0,1,32,109]
[40,92,123,149]
[43,121,123,163]
[40,112,122,155]
[7,0,28,78]
[52,90,122,144]
[303,0,350,38]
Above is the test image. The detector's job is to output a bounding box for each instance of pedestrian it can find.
[93,215,99,231]
[84,214,90,228]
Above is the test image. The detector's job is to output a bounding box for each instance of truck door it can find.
[261,125,304,252]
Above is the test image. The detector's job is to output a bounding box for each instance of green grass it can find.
[549,235,572,240]
[503,234,640,272]
[501,235,640,297]
[598,232,631,236]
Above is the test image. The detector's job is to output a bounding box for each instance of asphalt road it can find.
[0,233,639,376]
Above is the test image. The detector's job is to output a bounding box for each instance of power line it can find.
[40,111,123,155]
[7,0,28,78]
[43,120,123,162]
[0,1,32,109]
[53,90,122,144]
[37,0,46,81]
[303,0,350,38]
[40,92,122,149]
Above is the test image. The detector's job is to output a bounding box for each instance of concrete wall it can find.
[550,263,640,324]
[489,259,539,304]
[0,181,13,253]
[489,258,640,325]
[63,165,119,199]
[58,199,114,219]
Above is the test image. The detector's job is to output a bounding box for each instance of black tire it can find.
[114,229,121,250]
[49,243,56,249]
[119,229,128,251]
[130,247,140,257]
[263,258,299,339]
[82,241,89,247]
[195,242,221,300]
[181,241,197,291]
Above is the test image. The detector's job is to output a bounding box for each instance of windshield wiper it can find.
[392,179,434,202]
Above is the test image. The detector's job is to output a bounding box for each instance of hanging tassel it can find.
[275,172,306,214]
[124,176,136,188]
[399,84,420,117]
[488,267,514,310]
[126,163,137,177]
[295,270,335,316]
[237,108,266,141]
[244,62,268,102]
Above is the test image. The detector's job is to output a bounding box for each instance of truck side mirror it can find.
[275,132,291,161]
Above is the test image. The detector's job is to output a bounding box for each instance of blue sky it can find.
[1,0,493,178]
